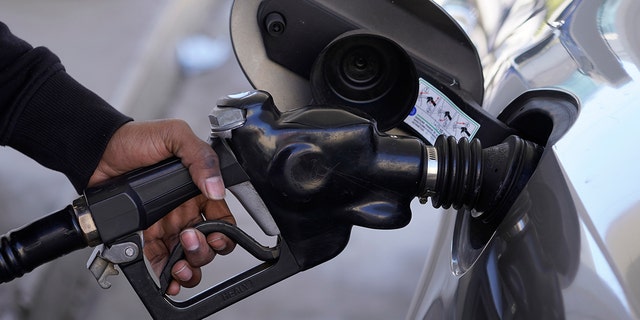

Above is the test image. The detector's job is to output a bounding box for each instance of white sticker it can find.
[404,78,480,144]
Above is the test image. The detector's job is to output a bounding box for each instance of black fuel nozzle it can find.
[219,90,543,269]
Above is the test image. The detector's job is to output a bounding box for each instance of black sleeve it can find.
[0,21,133,192]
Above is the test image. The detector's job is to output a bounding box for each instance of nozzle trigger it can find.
[117,223,301,320]
[158,220,279,293]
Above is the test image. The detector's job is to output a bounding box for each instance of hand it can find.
[88,119,236,295]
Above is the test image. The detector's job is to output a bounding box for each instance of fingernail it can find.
[208,236,227,251]
[205,176,226,200]
[173,264,191,282]
[181,229,199,251]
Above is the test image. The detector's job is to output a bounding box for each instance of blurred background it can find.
[0,1,442,319]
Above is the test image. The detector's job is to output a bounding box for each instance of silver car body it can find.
[409,0,640,318]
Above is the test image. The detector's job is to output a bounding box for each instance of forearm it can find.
[0,21,132,192]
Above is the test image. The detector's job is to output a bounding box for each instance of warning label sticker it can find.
[404,78,480,144]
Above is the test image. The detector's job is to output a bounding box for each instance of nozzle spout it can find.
[420,135,543,222]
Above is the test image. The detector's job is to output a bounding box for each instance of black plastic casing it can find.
[84,158,200,244]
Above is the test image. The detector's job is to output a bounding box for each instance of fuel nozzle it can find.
[216,90,543,237]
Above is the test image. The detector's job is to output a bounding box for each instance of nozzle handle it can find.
[84,157,200,244]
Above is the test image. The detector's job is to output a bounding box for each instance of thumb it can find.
[165,120,226,200]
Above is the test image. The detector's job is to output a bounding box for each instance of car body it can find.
[408,0,640,318]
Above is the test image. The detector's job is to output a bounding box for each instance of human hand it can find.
[88,119,236,295]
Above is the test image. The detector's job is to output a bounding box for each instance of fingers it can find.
[144,197,237,295]
[168,260,202,296]
[203,199,236,255]
[207,232,234,255]
[180,229,215,267]
[165,279,182,296]
[169,228,235,295]
[164,229,213,296]
[171,260,201,286]
[179,228,234,266]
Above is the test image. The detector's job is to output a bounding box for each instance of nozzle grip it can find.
[84,157,200,244]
